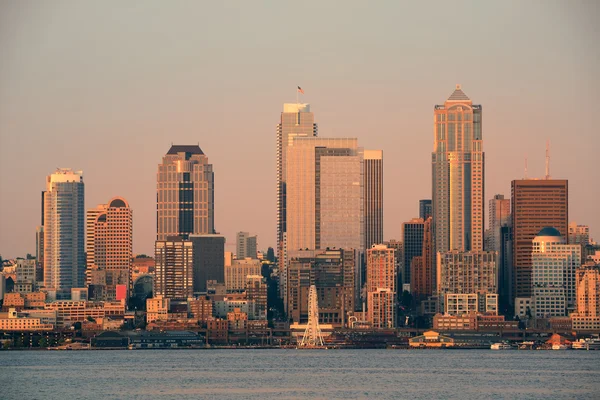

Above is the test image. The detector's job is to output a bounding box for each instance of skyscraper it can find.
[189,234,225,294]
[276,103,318,266]
[366,244,396,328]
[432,85,484,253]
[511,179,568,298]
[364,150,383,249]
[236,231,258,259]
[531,227,580,318]
[488,194,511,252]
[572,263,600,331]
[43,168,85,299]
[410,217,433,301]
[402,218,424,285]
[86,197,133,300]
[157,145,214,241]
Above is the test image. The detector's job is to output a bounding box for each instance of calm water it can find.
[1,349,599,399]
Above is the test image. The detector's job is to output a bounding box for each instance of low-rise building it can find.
[44,300,125,328]
[146,297,170,323]
[409,330,455,348]
[0,308,54,331]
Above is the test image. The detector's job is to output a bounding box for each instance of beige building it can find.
[246,275,267,320]
[366,244,396,294]
[86,197,133,300]
[157,145,214,241]
[569,222,590,248]
[432,85,484,254]
[44,300,125,328]
[0,309,53,331]
[368,288,395,328]
[437,251,498,315]
[154,237,194,299]
[571,263,600,330]
[225,258,262,292]
[15,259,37,293]
[147,296,170,324]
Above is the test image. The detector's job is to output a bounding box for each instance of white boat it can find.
[491,343,513,350]
[572,339,587,350]
[552,344,570,350]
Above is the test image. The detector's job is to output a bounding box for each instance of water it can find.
[1,349,599,399]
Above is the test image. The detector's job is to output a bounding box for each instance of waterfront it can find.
[1,350,599,399]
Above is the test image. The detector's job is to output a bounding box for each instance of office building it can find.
[236,232,257,259]
[437,250,498,315]
[43,168,85,299]
[225,258,262,292]
[86,197,133,300]
[15,259,36,293]
[571,263,600,331]
[157,145,214,241]
[286,249,354,327]
[364,150,383,249]
[512,179,568,298]
[190,234,225,293]
[35,226,44,282]
[419,200,432,220]
[154,237,194,299]
[532,227,581,318]
[432,85,484,254]
[402,218,424,285]
[411,217,433,301]
[488,194,510,251]
[276,103,318,267]
[246,275,267,320]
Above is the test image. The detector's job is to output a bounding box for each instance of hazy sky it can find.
[0,1,598,258]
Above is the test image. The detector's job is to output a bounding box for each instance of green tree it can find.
[38,337,49,348]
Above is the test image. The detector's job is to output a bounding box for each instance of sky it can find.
[0,1,598,258]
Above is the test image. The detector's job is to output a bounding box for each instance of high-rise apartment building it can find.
[437,250,498,315]
[189,234,225,294]
[154,237,194,299]
[43,168,85,299]
[276,103,318,267]
[236,232,258,259]
[364,150,383,249]
[157,145,214,241]
[402,218,424,285]
[419,200,432,220]
[225,258,262,292]
[511,179,568,298]
[572,263,600,331]
[86,197,133,300]
[411,217,433,301]
[286,249,354,327]
[432,85,484,253]
[366,244,396,328]
[531,227,580,318]
[246,275,267,320]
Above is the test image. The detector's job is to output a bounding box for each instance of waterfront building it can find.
[409,330,455,348]
[276,103,318,271]
[436,250,498,315]
[154,238,194,299]
[368,288,395,328]
[432,85,484,254]
[364,150,383,249]
[147,296,170,323]
[0,308,54,331]
[214,299,255,319]
[531,227,581,318]
[286,249,355,327]
[366,244,396,328]
[225,258,262,292]
[571,263,600,330]
[157,145,214,241]
[236,232,258,259]
[190,234,225,294]
[44,300,125,328]
[187,296,213,323]
[402,218,424,285]
[512,179,568,299]
[419,199,432,220]
[86,197,133,300]
[43,168,85,299]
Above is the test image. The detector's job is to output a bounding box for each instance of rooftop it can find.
[536,227,562,237]
[166,145,204,156]
[447,84,470,102]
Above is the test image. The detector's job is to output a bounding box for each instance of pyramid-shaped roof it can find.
[447,85,470,102]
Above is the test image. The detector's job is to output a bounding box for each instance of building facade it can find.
[532,227,581,318]
[190,234,225,294]
[488,194,510,252]
[236,232,257,259]
[154,238,194,299]
[512,179,568,298]
[225,258,262,292]
[366,244,396,328]
[419,199,432,220]
[364,150,383,250]
[571,263,600,330]
[43,168,85,299]
[402,218,424,285]
[157,145,214,241]
[432,85,484,254]
[569,223,590,248]
[411,217,433,301]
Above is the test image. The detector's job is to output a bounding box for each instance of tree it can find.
[38,337,48,348]
[73,322,82,331]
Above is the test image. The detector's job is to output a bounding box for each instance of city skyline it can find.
[1,2,599,258]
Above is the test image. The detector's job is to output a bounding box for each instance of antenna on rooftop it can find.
[545,140,550,180]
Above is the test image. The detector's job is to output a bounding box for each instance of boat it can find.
[491,343,513,350]
[572,336,600,350]
[572,339,587,350]
[552,344,570,350]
